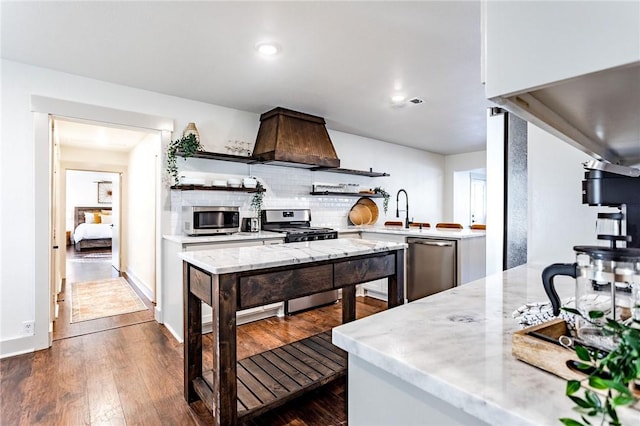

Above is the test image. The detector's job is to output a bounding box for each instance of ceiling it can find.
[1,1,492,155]
[53,118,152,152]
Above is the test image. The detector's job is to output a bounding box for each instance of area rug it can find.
[70,277,148,323]
[68,251,112,263]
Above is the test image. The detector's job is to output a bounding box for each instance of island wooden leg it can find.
[341,285,356,324]
[387,249,405,308]
[212,273,238,425]
[183,262,202,403]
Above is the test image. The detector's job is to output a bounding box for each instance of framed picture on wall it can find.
[98,181,113,204]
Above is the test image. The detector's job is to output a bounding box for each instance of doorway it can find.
[65,170,120,273]
[51,117,159,340]
[31,96,172,350]
[470,173,487,225]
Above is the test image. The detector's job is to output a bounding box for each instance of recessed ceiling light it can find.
[391,94,406,104]
[256,42,280,56]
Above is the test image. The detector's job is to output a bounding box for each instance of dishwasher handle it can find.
[408,239,454,247]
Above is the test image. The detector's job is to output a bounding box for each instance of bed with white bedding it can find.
[73,206,112,251]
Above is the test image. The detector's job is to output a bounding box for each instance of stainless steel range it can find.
[261,209,338,242]
[261,209,339,313]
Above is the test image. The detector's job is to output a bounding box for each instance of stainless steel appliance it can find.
[183,206,239,236]
[407,238,456,302]
[261,209,339,313]
[542,161,640,349]
[241,217,259,232]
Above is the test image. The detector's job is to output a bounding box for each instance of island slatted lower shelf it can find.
[193,331,346,421]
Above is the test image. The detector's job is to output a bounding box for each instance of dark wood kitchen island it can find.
[179,239,406,425]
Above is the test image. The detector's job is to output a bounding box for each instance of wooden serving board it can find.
[512,319,587,382]
[513,319,640,405]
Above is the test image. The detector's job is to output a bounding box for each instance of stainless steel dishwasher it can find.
[407,238,456,301]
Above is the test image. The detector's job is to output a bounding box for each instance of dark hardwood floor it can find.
[53,246,155,341]
[2,271,386,426]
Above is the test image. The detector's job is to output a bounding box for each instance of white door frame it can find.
[31,95,173,349]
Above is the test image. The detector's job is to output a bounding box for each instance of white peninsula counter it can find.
[332,265,639,425]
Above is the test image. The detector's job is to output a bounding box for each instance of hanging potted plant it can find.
[250,181,265,225]
[167,133,203,186]
[374,187,390,214]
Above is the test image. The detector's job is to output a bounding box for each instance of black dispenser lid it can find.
[574,245,640,261]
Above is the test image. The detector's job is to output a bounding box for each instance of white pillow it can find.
[100,214,113,224]
[84,212,95,224]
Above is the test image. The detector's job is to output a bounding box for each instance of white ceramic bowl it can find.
[227,178,242,188]
[243,178,257,188]
[180,177,206,186]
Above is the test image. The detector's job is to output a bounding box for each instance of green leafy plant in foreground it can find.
[559,307,639,426]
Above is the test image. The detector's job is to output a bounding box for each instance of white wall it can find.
[331,132,444,224]
[0,59,255,356]
[127,133,160,298]
[0,59,447,357]
[443,151,486,225]
[527,123,604,267]
[66,170,118,231]
[485,111,505,276]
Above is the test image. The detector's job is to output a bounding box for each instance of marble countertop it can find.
[354,225,486,239]
[163,231,284,244]
[178,238,407,275]
[332,265,638,425]
[164,227,484,244]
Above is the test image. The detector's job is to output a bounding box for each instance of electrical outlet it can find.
[22,320,34,336]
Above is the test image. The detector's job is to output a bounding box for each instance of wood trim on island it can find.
[183,248,405,425]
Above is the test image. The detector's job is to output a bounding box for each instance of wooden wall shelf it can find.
[310,191,383,198]
[171,184,265,193]
[176,150,255,164]
[310,167,390,177]
[176,149,389,177]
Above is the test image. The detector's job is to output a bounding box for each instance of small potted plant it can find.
[167,133,203,186]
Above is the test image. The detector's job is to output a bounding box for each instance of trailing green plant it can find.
[559,307,639,426]
[167,133,203,185]
[250,181,264,215]
[373,187,390,214]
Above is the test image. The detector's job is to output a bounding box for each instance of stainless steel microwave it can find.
[183,206,239,235]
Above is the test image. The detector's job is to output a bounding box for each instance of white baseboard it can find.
[163,321,183,344]
[363,289,388,301]
[124,268,154,302]
[0,335,35,359]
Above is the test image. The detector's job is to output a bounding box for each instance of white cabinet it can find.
[483,1,640,164]
[484,2,639,98]
[161,236,284,342]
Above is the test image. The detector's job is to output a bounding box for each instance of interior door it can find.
[50,118,59,323]
[111,174,121,271]
[470,176,487,225]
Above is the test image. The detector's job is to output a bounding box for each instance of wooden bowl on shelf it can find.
[355,197,379,225]
[349,204,372,226]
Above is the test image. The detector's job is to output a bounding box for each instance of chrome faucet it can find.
[396,189,410,228]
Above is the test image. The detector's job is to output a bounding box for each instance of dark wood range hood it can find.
[252,107,341,168]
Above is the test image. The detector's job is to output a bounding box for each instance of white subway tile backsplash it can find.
[170,159,388,231]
